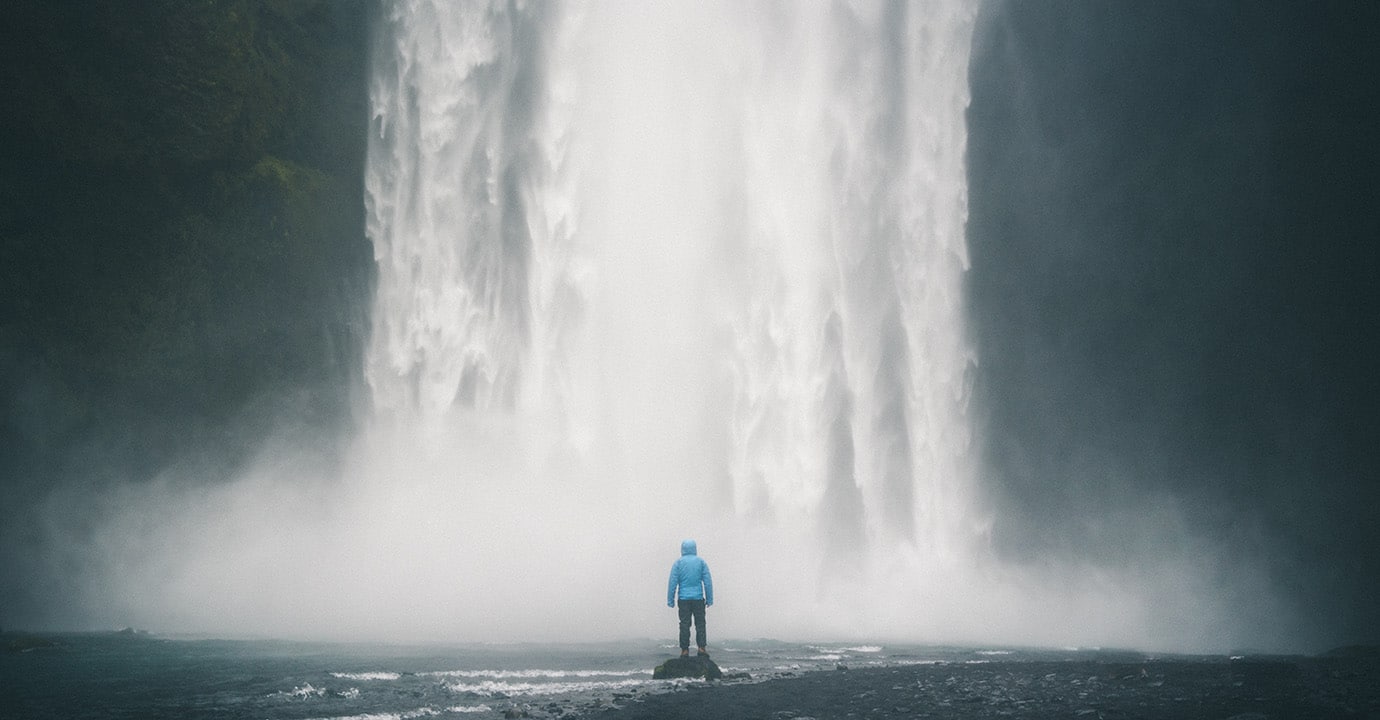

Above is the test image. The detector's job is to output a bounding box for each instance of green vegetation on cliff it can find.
[0,1,373,487]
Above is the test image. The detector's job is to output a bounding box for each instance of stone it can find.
[653,655,724,680]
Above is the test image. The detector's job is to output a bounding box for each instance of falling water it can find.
[366,2,978,528]
[41,1,1283,653]
[362,0,983,639]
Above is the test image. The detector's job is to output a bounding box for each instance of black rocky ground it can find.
[579,652,1380,720]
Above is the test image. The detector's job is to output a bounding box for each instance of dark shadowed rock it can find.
[5,634,57,653]
[1322,645,1380,658]
[594,656,1380,720]
[653,655,723,680]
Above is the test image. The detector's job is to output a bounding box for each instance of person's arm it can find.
[667,561,679,607]
[702,560,713,606]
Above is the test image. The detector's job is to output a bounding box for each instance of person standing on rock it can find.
[667,538,714,657]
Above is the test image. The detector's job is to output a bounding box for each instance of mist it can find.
[58,414,1256,650]
[4,1,1376,656]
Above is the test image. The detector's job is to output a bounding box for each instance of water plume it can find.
[65,0,1279,653]
[357,0,986,637]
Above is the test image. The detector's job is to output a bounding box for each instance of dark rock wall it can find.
[966,0,1379,649]
[0,0,373,626]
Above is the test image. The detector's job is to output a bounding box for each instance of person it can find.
[666,538,714,657]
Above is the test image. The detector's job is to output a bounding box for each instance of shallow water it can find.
[2,633,1133,719]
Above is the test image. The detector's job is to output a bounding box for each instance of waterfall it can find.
[72,1,1274,652]
[363,0,982,638]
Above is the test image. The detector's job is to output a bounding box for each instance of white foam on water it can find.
[331,672,403,681]
[811,645,883,654]
[442,678,649,697]
[279,682,328,699]
[422,668,647,680]
[306,715,401,720]
[304,710,445,720]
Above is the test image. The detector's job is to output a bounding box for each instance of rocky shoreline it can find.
[583,651,1380,720]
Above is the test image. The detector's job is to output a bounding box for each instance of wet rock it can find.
[589,654,1380,720]
[653,655,723,680]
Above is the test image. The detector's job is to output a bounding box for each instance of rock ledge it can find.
[653,655,723,680]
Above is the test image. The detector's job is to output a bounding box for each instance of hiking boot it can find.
[696,647,709,657]
[679,649,689,657]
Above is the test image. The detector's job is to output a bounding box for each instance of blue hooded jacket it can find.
[667,539,713,606]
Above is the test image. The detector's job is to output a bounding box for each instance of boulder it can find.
[653,655,723,680]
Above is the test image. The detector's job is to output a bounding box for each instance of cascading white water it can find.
[62,1,1267,652]
[368,0,978,535]
[362,0,984,639]
[78,0,1246,652]
[720,2,980,561]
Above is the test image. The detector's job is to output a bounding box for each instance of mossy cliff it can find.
[0,1,373,487]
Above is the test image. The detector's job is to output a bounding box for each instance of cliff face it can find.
[0,1,374,492]
[966,1,1380,649]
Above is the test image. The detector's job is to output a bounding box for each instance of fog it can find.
[61,415,1275,651]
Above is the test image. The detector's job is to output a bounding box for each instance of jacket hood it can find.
[681,539,697,556]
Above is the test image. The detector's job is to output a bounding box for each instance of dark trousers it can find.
[677,598,707,650]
